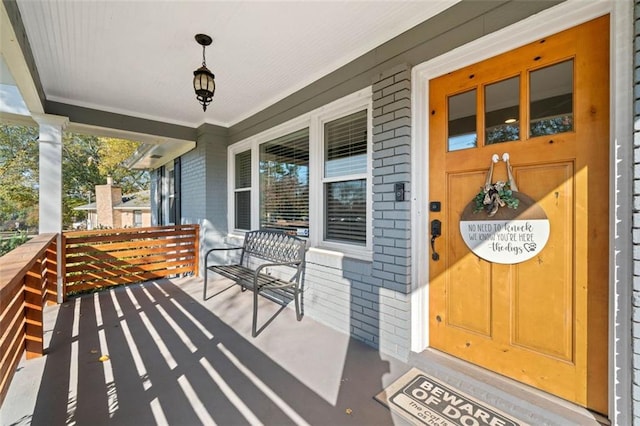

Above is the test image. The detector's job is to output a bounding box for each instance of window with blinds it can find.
[259,129,309,236]
[324,110,367,244]
[234,150,251,230]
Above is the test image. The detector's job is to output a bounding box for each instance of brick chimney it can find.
[95,177,122,228]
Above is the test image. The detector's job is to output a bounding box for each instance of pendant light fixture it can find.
[193,34,215,111]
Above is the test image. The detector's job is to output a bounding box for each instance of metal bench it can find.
[203,230,307,337]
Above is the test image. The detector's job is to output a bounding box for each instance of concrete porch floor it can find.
[1,277,604,425]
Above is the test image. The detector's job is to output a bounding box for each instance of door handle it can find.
[431,219,441,261]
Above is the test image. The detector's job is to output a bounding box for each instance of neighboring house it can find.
[74,178,151,229]
[1,0,638,423]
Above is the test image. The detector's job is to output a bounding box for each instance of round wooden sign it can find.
[459,192,550,264]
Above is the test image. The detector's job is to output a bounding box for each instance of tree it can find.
[0,125,39,229]
[62,134,149,226]
[95,137,149,194]
[0,124,149,230]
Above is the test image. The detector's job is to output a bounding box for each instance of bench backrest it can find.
[241,230,306,266]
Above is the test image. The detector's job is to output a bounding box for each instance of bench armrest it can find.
[254,260,302,271]
[253,260,303,288]
[205,246,243,267]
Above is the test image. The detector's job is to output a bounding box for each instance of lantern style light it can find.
[193,34,215,111]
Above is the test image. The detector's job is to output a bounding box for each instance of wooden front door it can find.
[428,16,609,413]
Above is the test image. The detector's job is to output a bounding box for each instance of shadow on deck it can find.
[1,277,410,425]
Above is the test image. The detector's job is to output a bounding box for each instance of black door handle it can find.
[431,219,441,261]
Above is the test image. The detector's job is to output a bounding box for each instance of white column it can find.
[33,114,68,304]
[32,114,68,234]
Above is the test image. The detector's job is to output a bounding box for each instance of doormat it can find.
[375,368,527,426]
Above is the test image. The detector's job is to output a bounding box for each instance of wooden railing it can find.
[0,233,58,405]
[62,224,199,296]
[0,225,199,405]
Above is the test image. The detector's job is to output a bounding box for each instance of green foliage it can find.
[0,125,39,230]
[0,231,30,257]
[530,115,573,137]
[0,124,149,230]
[486,124,520,145]
[474,182,519,214]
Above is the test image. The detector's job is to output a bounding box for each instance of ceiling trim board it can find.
[0,1,44,113]
[46,100,197,143]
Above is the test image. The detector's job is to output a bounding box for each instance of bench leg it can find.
[252,287,259,337]
[203,267,208,300]
[294,288,303,321]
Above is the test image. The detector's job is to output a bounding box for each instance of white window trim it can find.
[312,95,373,258]
[227,87,373,260]
[228,140,253,232]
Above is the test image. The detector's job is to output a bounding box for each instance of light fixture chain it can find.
[202,45,207,67]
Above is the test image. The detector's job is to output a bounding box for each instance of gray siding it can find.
[634,0,640,420]
[181,141,208,220]
[181,124,230,274]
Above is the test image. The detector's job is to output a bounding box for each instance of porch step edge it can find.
[407,349,604,426]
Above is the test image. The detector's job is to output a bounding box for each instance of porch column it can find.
[32,113,68,233]
[32,113,68,304]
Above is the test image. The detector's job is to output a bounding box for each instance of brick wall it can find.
[95,181,122,228]
[371,63,413,358]
[633,0,640,420]
[301,64,413,360]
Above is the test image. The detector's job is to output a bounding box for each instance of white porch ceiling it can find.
[10,1,459,129]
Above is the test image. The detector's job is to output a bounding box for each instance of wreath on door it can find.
[473,153,519,217]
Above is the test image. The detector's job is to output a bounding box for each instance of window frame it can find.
[312,99,372,256]
[227,88,372,260]
[158,160,178,226]
[133,210,142,227]
[233,148,253,231]
[258,127,310,236]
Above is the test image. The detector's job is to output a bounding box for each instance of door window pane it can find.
[260,129,309,236]
[530,60,574,137]
[485,76,520,144]
[448,89,477,151]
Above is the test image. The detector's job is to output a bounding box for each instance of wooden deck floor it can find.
[1,276,410,426]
